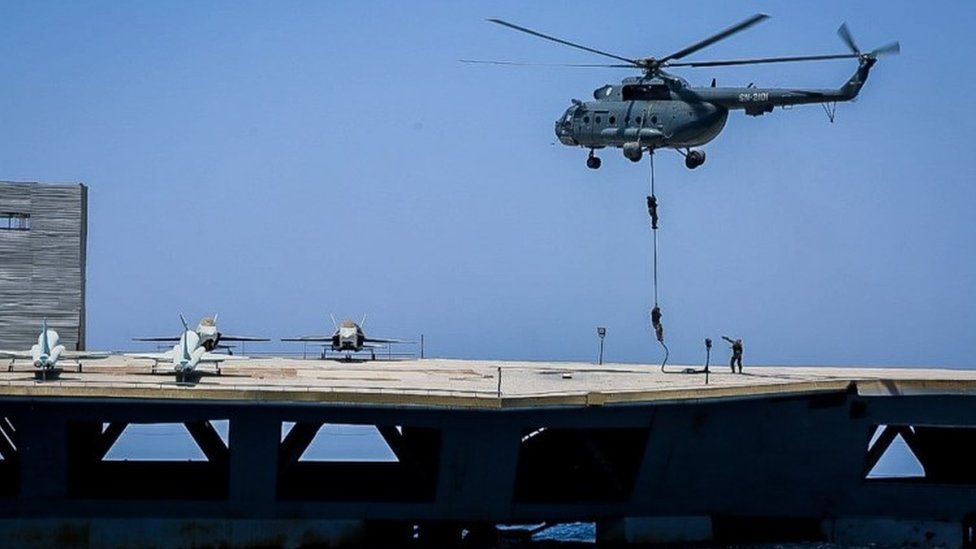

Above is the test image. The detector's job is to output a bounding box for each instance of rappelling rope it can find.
[650,150,658,306]
[646,149,670,371]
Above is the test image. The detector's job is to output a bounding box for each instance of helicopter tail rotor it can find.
[838,23,900,59]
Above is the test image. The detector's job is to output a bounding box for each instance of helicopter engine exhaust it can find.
[623,142,644,163]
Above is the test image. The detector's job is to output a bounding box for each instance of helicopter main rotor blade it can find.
[658,13,770,63]
[837,22,860,54]
[486,18,638,66]
[460,59,634,68]
[668,52,859,68]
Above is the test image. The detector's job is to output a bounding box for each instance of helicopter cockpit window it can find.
[622,84,671,101]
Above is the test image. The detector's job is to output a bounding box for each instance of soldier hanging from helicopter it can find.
[650,306,664,343]
[646,194,659,230]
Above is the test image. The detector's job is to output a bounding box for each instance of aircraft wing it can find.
[281,336,333,342]
[0,350,32,359]
[125,352,173,361]
[62,351,110,360]
[132,336,180,342]
[218,335,270,342]
[364,337,413,345]
[198,353,250,363]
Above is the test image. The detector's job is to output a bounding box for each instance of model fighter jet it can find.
[127,314,249,382]
[282,315,410,360]
[133,314,268,354]
[0,318,109,379]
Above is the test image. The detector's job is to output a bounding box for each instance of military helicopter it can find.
[466,14,898,169]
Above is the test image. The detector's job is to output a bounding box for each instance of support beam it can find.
[0,418,16,461]
[18,411,67,500]
[863,425,899,475]
[184,421,228,466]
[377,425,429,483]
[97,422,127,460]
[278,422,322,469]
[229,415,279,505]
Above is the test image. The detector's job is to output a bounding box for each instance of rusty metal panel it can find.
[0,181,87,350]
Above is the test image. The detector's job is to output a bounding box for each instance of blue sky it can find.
[2,1,974,367]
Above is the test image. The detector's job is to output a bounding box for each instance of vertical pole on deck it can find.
[497,366,502,398]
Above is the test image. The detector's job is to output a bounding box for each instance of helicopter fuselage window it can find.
[583,116,590,124]
[595,116,601,124]
[622,84,671,101]
[651,116,658,125]
[609,116,616,125]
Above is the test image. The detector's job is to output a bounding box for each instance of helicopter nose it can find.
[555,120,576,146]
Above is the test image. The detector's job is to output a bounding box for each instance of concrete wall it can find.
[0,181,87,350]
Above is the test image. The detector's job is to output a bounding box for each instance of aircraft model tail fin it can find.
[330,314,338,330]
[41,317,50,355]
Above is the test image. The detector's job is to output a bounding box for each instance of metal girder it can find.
[97,422,127,460]
[0,417,15,461]
[376,425,429,482]
[278,422,323,468]
[375,426,409,461]
[184,421,228,466]
[864,425,900,475]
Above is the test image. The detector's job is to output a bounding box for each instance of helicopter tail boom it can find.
[696,56,877,116]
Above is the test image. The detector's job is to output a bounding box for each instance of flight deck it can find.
[3,357,976,407]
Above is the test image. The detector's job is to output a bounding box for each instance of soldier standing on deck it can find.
[722,336,743,373]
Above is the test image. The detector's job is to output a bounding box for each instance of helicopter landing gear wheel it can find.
[586,151,602,170]
[684,149,706,169]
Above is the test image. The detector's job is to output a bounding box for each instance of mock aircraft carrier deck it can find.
[2,358,975,547]
[4,357,976,406]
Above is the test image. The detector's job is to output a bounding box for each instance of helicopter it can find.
[466,14,899,169]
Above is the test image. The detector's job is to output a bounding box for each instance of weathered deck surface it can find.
[2,357,974,407]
